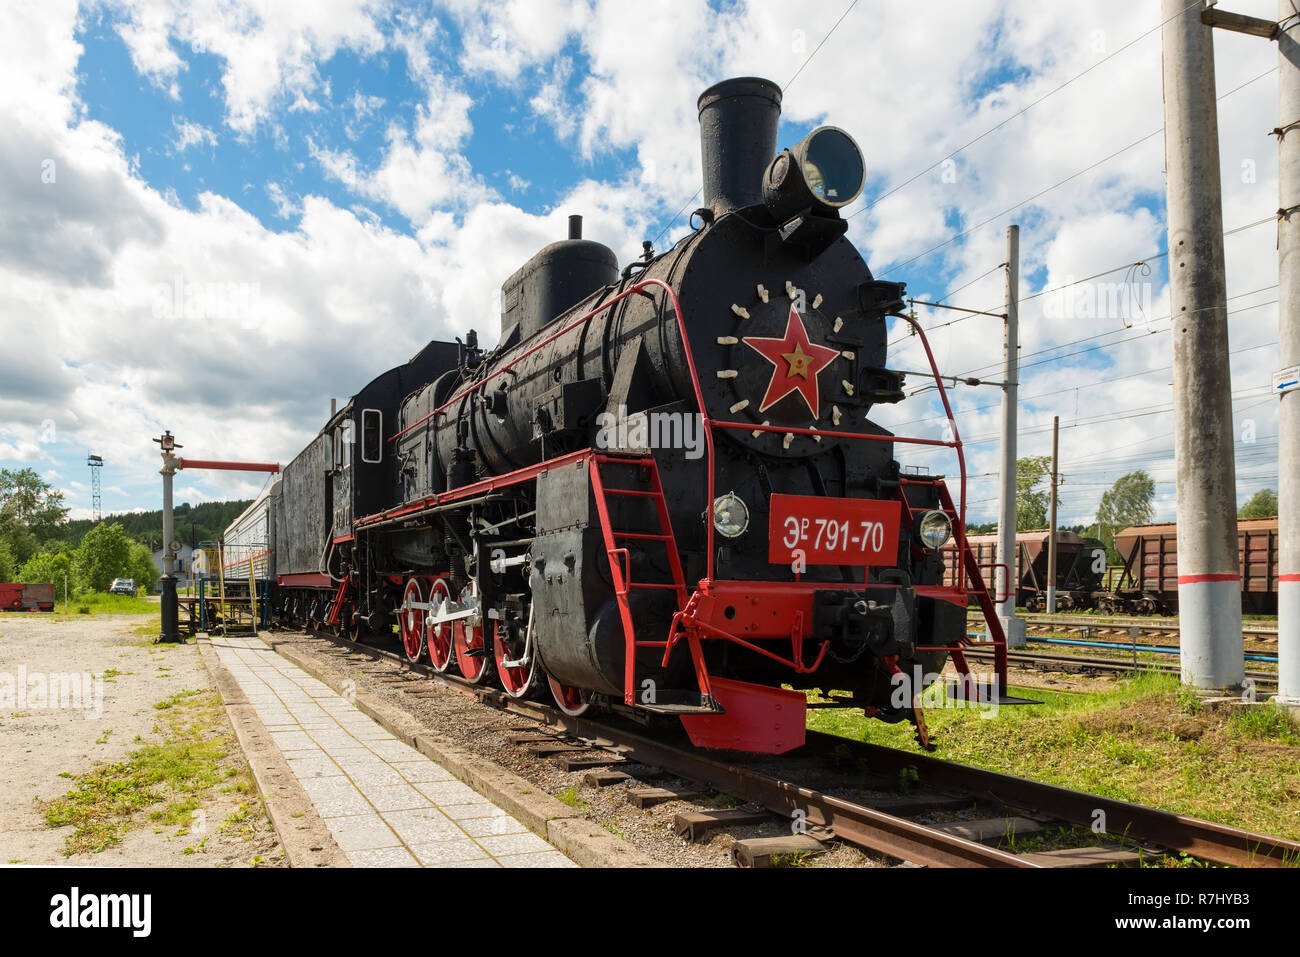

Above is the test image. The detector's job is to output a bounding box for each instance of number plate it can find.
[767,494,901,567]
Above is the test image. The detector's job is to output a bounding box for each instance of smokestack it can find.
[568,214,583,240]
[697,77,782,217]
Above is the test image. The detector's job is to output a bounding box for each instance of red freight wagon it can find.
[1113,518,1278,615]
[0,583,56,612]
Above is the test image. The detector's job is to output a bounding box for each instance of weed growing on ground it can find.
[42,689,252,855]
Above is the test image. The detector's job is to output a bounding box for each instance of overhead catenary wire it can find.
[902,384,1276,458]
[889,215,1277,351]
[946,276,1279,381]
[866,65,1278,277]
[847,0,1209,218]
[887,334,1280,428]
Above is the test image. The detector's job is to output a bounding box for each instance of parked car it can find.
[109,578,137,596]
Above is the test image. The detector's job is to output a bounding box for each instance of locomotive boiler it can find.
[260,77,1007,753]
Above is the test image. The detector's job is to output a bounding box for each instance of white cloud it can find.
[107,0,388,134]
[312,74,494,224]
[265,181,297,218]
[0,0,1285,524]
[171,117,217,152]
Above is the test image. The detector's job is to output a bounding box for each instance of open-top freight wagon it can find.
[944,530,1108,612]
[1109,518,1279,615]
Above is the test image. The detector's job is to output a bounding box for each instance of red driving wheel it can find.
[452,581,490,684]
[547,676,592,717]
[399,578,426,663]
[493,619,536,698]
[425,577,454,673]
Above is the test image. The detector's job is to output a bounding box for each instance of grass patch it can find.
[46,593,156,617]
[556,785,588,810]
[806,670,1300,844]
[41,689,246,855]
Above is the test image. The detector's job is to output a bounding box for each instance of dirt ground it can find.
[0,612,283,866]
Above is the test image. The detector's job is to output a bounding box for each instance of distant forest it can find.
[59,499,253,549]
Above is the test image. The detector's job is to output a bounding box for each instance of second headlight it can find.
[915,509,953,549]
[712,493,750,538]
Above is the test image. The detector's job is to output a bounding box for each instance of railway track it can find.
[291,624,1299,869]
[970,613,1278,643]
[962,646,1280,693]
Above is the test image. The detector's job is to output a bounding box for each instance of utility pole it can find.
[1161,0,1244,690]
[995,225,1026,647]
[1278,0,1300,708]
[1046,416,1060,614]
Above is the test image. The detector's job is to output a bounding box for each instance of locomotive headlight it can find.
[763,126,866,223]
[915,510,953,550]
[712,493,750,538]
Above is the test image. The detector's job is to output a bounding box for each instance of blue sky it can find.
[0,0,1284,528]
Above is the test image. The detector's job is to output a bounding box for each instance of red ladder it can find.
[588,453,713,708]
[897,478,1011,698]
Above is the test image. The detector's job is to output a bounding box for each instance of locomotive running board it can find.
[678,677,806,754]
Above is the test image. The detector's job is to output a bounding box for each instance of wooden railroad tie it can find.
[507,732,558,745]
[731,835,827,868]
[934,816,1046,844]
[556,754,625,771]
[867,794,975,816]
[524,740,591,755]
[1016,845,1163,868]
[626,786,704,809]
[583,770,633,788]
[674,808,768,842]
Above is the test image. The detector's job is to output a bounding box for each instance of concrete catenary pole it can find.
[995,225,1026,647]
[1278,0,1300,706]
[1046,416,1060,614]
[1161,0,1244,689]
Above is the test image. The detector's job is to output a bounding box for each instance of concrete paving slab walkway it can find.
[209,632,576,868]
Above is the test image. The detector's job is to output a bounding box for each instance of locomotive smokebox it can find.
[697,77,782,216]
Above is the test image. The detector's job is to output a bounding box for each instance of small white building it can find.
[151,543,194,577]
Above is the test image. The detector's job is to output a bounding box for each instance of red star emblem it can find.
[742,307,841,417]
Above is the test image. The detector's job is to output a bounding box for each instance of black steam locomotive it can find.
[243,78,1005,753]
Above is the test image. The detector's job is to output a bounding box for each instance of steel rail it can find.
[961,645,1279,690]
[293,626,1298,868]
[802,729,1300,868]
[973,612,1279,637]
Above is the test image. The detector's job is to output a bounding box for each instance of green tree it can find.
[127,542,158,593]
[0,541,16,581]
[74,522,131,592]
[0,468,68,541]
[1094,469,1156,563]
[0,512,37,566]
[1239,488,1278,519]
[1016,456,1052,530]
[18,549,72,589]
